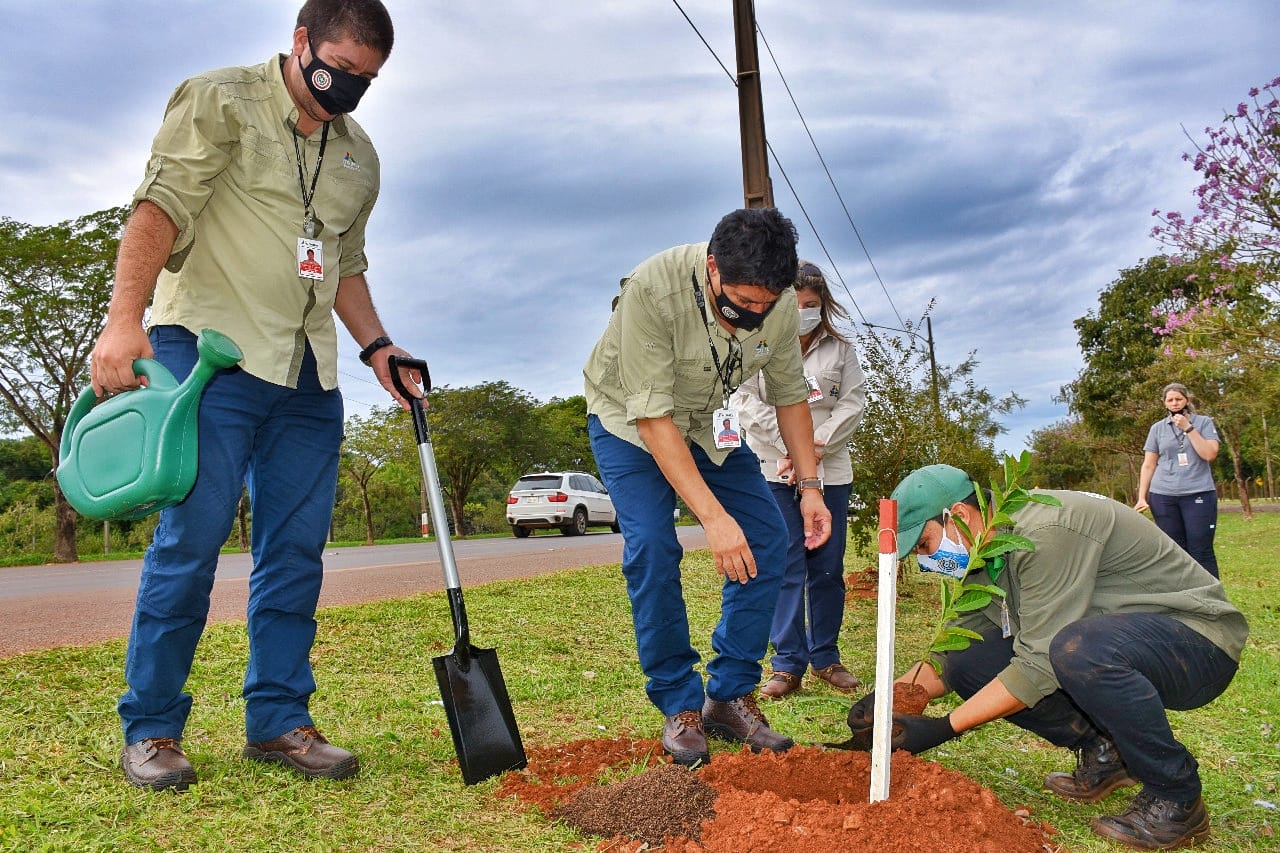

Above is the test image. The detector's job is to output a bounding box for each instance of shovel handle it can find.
[389,355,470,650]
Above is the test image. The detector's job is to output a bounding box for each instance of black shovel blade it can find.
[433,644,527,785]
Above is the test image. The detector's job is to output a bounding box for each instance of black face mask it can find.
[299,40,371,115]
[713,285,775,331]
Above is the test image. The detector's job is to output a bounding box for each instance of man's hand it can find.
[90,322,154,397]
[703,513,756,584]
[890,713,958,754]
[370,345,422,409]
[799,489,831,549]
[842,691,875,750]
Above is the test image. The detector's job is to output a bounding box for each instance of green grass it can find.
[0,515,1276,851]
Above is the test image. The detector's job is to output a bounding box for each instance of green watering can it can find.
[56,328,243,521]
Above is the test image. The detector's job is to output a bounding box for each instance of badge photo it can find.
[297,238,324,281]
[713,407,742,450]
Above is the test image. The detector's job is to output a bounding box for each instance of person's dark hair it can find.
[795,260,851,343]
[708,208,799,294]
[298,0,394,58]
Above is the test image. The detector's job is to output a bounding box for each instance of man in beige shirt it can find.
[584,208,831,767]
[91,0,416,791]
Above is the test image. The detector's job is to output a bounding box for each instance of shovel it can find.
[389,356,528,785]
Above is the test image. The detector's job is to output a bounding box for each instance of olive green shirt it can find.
[136,55,381,389]
[935,490,1249,709]
[583,242,809,464]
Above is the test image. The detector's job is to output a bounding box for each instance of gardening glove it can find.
[827,692,876,751]
[890,713,958,754]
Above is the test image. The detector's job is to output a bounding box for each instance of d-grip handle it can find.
[388,355,432,444]
[59,358,178,461]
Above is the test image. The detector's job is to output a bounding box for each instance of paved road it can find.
[0,527,707,657]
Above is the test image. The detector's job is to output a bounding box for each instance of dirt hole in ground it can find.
[498,735,1063,852]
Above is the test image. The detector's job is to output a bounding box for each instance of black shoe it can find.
[121,737,197,791]
[661,710,710,768]
[1044,738,1138,802]
[243,725,359,780]
[702,692,794,754]
[1092,791,1211,850]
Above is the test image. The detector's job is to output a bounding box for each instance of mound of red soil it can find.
[499,736,1063,852]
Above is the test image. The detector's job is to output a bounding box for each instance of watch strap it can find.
[359,335,394,365]
[796,477,824,494]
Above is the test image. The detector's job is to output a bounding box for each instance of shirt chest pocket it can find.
[233,127,295,208]
[313,168,374,236]
[673,357,717,411]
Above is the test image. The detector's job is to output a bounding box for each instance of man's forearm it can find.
[775,402,820,480]
[108,201,177,325]
[635,417,726,524]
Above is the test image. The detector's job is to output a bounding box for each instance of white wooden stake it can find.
[869,498,898,802]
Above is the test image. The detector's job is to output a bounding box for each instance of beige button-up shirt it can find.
[584,242,809,465]
[137,55,381,390]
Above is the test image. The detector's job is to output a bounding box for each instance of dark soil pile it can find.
[499,736,1063,853]
[552,762,718,846]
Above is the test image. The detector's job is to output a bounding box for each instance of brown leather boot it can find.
[703,692,794,754]
[760,671,801,700]
[121,737,197,791]
[1045,738,1138,803]
[812,663,861,692]
[243,725,359,780]
[1092,791,1211,849]
[661,710,710,768]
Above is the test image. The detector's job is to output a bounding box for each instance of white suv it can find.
[506,471,620,537]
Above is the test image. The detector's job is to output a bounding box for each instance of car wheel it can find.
[512,525,531,538]
[563,507,587,536]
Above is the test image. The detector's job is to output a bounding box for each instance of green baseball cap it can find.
[889,464,977,560]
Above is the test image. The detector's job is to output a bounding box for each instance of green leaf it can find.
[938,579,953,610]
[961,582,1005,598]
[1030,493,1063,507]
[952,589,994,611]
[930,634,974,653]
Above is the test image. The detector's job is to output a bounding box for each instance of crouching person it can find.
[846,464,1247,850]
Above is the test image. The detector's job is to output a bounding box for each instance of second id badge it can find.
[713,407,742,450]
[805,374,824,404]
[297,238,324,281]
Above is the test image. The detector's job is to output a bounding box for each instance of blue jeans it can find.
[768,481,851,674]
[118,326,343,744]
[587,415,787,716]
[943,613,1237,801]
[1148,490,1219,577]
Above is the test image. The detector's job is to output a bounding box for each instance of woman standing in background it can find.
[1135,383,1221,577]
[733,261,867,698]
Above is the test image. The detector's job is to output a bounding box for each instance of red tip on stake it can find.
[878,499,898,556]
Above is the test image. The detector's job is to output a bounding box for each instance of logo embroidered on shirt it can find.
[754,340,769,357]
[830,384,840,398]
[342,152,361,171]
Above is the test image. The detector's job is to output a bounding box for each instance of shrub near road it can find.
[0,513,1275,851]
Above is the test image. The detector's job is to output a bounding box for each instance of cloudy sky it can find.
[2,1,1275,453]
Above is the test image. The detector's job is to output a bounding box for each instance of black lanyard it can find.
[690,269,743,406]
[291,121,330,237]
[1169,418,1189,452]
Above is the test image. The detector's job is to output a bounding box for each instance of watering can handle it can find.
[59,358,177,460]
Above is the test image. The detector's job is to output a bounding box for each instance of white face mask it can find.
[798,307,822,335]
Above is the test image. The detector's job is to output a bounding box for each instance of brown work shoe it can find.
[812,662,861,693]
[1045,738,1138,803]
[243,725,359,780]
[703,692,794,754]
[120,737,197,791]
[760,671,801,700]
[662,710,710,768]
[1092,791,1210,850]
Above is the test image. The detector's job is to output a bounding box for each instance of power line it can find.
[755,21,907,332]
[670,0,735,84]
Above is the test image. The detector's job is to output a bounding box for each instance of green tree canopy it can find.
[0,206,127,561]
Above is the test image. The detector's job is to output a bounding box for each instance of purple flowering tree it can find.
[1152,75,1280,281]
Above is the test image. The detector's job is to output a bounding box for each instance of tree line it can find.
[3,74,1276,561]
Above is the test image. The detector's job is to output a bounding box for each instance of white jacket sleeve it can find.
[813,343,866,448]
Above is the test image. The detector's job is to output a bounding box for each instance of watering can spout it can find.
[56,328,243,521]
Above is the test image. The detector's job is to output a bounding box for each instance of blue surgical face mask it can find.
[916,510,970,579]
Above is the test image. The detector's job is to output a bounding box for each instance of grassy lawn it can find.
[0,514,1275,851]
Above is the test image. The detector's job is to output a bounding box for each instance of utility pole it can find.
[733,0,772,208]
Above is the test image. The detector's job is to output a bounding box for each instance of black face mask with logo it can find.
[299,40,371,115]
[713,286,776,331]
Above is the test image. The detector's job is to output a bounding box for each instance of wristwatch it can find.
[359,335,394,365]
[1184,425,1195,434]
[796,477,824,495]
